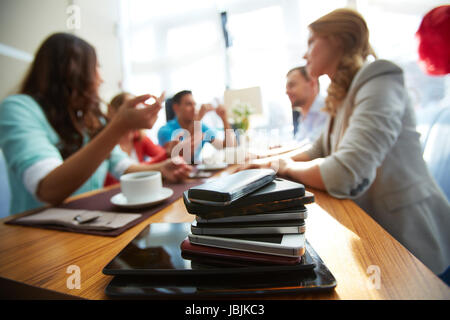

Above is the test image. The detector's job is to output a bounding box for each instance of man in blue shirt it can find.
[286,66,328,144]
[158,90,236,163]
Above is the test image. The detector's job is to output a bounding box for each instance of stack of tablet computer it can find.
[182,169,315,266]
[102,169,337,297]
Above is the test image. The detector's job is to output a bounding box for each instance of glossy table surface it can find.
[0,166,449,300]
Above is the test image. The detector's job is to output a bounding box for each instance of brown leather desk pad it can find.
[5,181,203,237]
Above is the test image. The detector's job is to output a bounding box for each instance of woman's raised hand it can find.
[113,93,164,133]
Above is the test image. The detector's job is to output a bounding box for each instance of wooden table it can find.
[0,169,449,300]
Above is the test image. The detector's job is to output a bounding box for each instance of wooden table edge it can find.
[1,170,449,299]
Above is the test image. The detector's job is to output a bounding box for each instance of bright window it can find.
[357,0,449,110]
[119,0,449,144]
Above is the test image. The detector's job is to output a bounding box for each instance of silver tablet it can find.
[191,220,306,236]
[188,233,306,257]
[196,208,308,224]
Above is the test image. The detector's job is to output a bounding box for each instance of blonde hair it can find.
[309,8,376,115]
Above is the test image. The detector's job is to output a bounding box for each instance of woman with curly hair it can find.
[0,33,191,215]
[247,8,450,277]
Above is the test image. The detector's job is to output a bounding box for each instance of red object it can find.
[180,239,303,265]
[416,5,450,75]
[104,132,167,187]
[134,132,167,165]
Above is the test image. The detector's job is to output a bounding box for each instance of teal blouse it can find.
[0,94,130,215]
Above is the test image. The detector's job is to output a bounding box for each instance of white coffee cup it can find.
[120,171,162,204]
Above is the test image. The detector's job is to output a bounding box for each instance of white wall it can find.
[0,0,123,103]
[72,0,124,104]
[0,0,68,99]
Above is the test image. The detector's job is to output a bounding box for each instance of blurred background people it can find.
[158,90,236,163]
[416,5,450,76]
[104,92,170,186]
[286,66,327,143]
[414,5,450,284]
[108,92,169,164]
[0,33,191,215]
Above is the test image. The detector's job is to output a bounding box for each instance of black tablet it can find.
[102,223,314,277]
[105,238,337,298]
[183,178,313,220]
[196,207,308,224]
[187,169,276,205]
[190,219,306,236]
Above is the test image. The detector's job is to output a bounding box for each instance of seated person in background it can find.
[104,92,169,186]
[240,9,450,277]
[286,66,328,143]
[0,33,191,215]
[158,90,236,163]
[416,5,450,77]
[415,5,450,284]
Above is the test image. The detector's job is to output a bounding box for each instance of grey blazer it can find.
[306,59,450,275]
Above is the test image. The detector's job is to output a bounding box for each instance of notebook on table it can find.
[5,180,205,237]
[13,208,142,231]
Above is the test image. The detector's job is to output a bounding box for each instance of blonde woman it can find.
[248,9,450,277]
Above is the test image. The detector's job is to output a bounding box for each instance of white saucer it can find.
[110,188,174,209]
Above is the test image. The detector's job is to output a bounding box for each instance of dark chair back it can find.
[165,98,175,122]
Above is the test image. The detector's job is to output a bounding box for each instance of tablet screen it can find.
[104,236,337,298]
